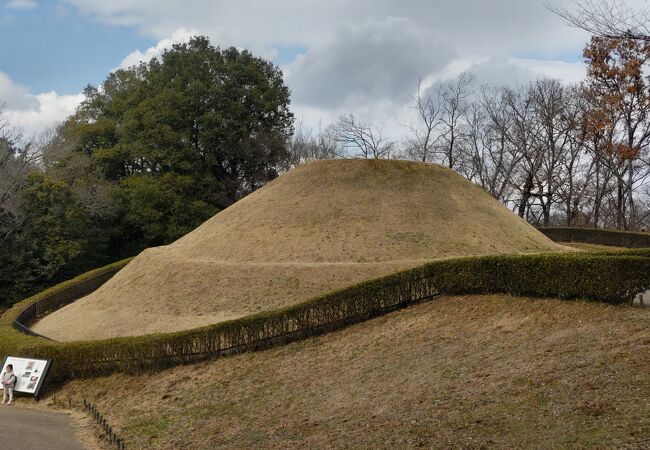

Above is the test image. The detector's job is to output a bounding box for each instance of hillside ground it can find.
[49,294,650,449]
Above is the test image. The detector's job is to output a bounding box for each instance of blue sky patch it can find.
[274,44,307,67]
[0,1,155,94]
[513,49,584,64]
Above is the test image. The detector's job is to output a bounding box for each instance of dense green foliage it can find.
[67,36,293,245]
[0,36,294,306]
[2,248,649,383]
[0,173,108,302]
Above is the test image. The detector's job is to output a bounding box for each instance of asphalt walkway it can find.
[0,405,85,450]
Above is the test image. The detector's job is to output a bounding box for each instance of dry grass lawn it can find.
[34,160,566,341]
[51,295,650,449]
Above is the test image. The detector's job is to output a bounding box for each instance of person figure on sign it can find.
[1,365,17,405]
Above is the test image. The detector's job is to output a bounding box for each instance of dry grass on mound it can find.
[33,160,567,341]
[51,295,650,449]
[33,259,419,341]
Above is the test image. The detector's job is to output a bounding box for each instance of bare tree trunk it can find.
[439,72,473,169]
[518,172,534,218]
[616,177,625,229]
[403,79,441,163]
[626,158,635,228]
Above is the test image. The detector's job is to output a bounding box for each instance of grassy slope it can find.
[51,295,650,449]
[34,160,565,341]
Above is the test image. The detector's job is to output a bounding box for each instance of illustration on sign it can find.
[0,356,51,398]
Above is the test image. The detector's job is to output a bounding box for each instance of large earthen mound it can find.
[33,159,567,340]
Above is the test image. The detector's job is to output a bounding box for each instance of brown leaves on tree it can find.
[583,36,650,161]
[607,142,640,161]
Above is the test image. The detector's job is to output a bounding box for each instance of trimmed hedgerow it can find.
[538,227,650,248]
[1,251,650,383]
[0,259,132,361]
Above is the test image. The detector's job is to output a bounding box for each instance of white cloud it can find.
[4,1,595,142]
[118,27,197,69]
[61,0,589,56]
[59,0,591,133]
[286,17,455,108]
[4,0,36,10]
[291,54,587,143]
[458,57,582,88]
[0,72,38,110]
[0,71,82,141]
[509,57,586,84]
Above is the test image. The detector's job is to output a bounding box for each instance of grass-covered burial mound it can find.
[33,159,566,340]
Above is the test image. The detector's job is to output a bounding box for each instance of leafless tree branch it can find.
[332,114,395,159]
[546,0,650,41]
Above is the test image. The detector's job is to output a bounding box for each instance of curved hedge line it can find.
[0,259,133,359]
[538,227,650,248]
[13,264,128,339]
[2,251,650,383]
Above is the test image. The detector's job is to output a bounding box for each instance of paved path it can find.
[0,405,85,450]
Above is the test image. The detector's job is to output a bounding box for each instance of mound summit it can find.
[33,159,566,341]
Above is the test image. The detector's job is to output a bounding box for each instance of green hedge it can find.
[1,251,650,383]
[538,227,650,248]
[0,259,133,360]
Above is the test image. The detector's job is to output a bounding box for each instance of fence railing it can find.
[83,398,127,450]
[12,268,122,339]
[7,258,442,381]
[5,228,650,383]
[13,228,650,343]
[538,227,650,248]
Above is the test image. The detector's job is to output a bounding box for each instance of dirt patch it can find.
[54,295,650,449]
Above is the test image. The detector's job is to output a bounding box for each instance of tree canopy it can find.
[0,36,294,305]
[51,36,294,248]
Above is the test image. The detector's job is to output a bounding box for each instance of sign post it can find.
[1,356,52,400]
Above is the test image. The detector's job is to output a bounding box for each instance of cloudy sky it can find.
[0,0,595,140]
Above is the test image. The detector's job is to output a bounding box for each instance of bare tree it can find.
[457,101,488,182]
[578,102,617,227]
[285,120,340,169]
[391,65,650,231]
[0,106,42,245]
[530,78,573,226]
[437,72,474,169]
[481,87,524,203]
[499,86,545,220]
[403,79,442,162]
[332,114,395,159]
[547,0,650,41]
[553,85,591,226]
[459,87,520,203]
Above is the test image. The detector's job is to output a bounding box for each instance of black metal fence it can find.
[7,227,650,383]
[11,227,650,346]
[13,268,122,339]
[538,227,650,248]
[84,398,127,450]
[13,228,650,343]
